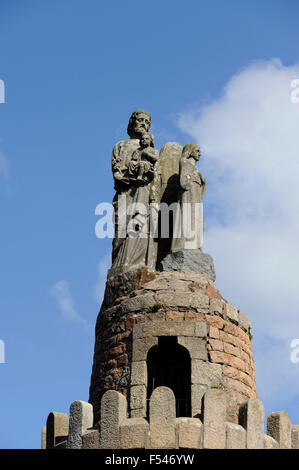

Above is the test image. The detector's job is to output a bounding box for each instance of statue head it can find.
[182,142,200,161]
[127,109,151,138]
[140,131,154,149]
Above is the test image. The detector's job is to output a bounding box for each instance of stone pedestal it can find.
[158,250,216,282]
[89,267,256,426]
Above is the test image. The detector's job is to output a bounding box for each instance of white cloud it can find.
[0,152,10,180]
[50,280,86,324]
[176,59,299,411]
[94,253,111,303]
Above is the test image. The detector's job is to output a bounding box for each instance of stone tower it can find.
[43,111,299,450]
[89,266,256,429]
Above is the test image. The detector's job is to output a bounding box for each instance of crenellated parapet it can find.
[43,387,299,449]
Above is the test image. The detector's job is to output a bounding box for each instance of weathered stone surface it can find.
[267,411,292,449]
[100,390,127,449]
[191,384,207,416]
[226,422,246,449]
[223,365,255,389]
[263,434,279,449]
[142,321,195,338]
[209,351,248,373]
[225,303,239,323]
[206,283,222,299]
[133,323,144,340]
[154,292,209,311]
[46,411,69,449]
[176,418,203,449]
[158,140,182,263]
[219,330,250,355]
[120,294,156,313]
[203,389,226,449]
[132,336,158,361]
[209,338,223,351]
[130,385,147,414]
[185,311,205,321]
[41,426,46,449]
[67,401,93,449]
[82,429,100,449]
[225,376,255,400]
[171,271,209,286]
[178,336,208,360]
[165,279,194,292]
[223,342,242,358]
[209,326,220,339]
[191,360,223,387]
[104,268,150,308]
[159,141,182,191]
[159,250,216,282]
[239,399,264,449]
[238,310,251,332]
[195,322,208,338]
[291,424,299,449]
[130,408,146,418]
[143,278,169,291]
[207,315,224,329]
[209,298,223,314]
[120,418,149,449]
[150,386,176,448]
[166,311,185,321]
[131,361,147,386]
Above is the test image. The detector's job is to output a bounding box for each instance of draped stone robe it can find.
[111,138,161,272]
[171,157,206,252]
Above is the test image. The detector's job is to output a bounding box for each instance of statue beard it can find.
[131,125,149,139]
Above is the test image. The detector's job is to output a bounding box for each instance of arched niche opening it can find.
[147,336,191,417]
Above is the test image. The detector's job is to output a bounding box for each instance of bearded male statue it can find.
[111,109,161,272]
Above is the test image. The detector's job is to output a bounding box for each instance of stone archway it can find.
[147,337,191,417]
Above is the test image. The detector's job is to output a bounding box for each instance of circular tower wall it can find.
[89,267,256,425]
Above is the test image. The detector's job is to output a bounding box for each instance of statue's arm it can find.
[112,142,121,174]
[147,148,159,162]
[198,171,206,197]
[179,159,191,191]
[112,142,129,185]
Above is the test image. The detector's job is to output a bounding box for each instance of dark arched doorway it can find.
[147,336,191,417]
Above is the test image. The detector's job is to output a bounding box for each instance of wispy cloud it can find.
[50,280,86,324]
[0,152,10,180]
[176,58,299,410]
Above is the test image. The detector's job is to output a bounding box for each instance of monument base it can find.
[43,267,299,449]
[158,249,216,282]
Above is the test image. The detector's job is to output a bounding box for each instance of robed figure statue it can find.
[171,142,206,252]
[111,109,161,272]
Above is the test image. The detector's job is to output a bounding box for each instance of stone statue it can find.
[172,142,206,252]
[159,142,216,281]
[128,132,159,184]
[112,109,151,189]
[109,110,215,281]
[111,110,161,272]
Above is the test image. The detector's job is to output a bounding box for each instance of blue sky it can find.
[1,0,299,448]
